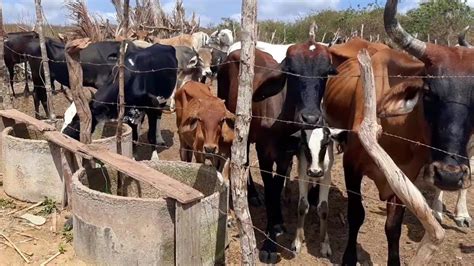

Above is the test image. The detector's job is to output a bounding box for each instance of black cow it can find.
[217,40,336,263]
[63,44,178,148]
[4,31,38,96]
[25,38,137,118]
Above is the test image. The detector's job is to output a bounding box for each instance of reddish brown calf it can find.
[175,81,235,170]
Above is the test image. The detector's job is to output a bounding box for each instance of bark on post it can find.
[34,0,54,119]
[356,49,445,264]
[116,0,130,156]
[116,0,130,196]
[0,0,12,110]
[65,38,92,144]
[230,0,258,264]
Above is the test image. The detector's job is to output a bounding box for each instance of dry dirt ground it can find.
[0,82,473,265]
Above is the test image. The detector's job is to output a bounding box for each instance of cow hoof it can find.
[320,242,332,257]
[156,138,166,147]
[259,240,279,264]
[151,151,160,161]
[274,224,287,237]
[454,216,472,227]
[433,210,444,224]
[291,239,303,253]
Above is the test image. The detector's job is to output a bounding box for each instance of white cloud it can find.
[4,0,66,25]
[258,0,341,21]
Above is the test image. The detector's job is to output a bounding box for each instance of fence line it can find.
[6,44,474,79]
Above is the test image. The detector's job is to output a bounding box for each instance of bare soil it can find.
[0,82,472,265]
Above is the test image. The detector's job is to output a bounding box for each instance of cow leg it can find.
[155,111,166,146]
[454,189,471,227]
[24,62,30,96]
[432,188,444,223]
[256,144,279,263]
[385,196,405,266]
[179,142,193,162]
[318,168,332,257]
[291,148,310,253]
[8,65,15,97]
[245,143,261,206]
[258,143,291,263]
[342,158,364,265]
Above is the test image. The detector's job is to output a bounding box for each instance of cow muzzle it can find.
[307,168,324,178]
[424,161,471,191]
[299,113,323,129]
[204,145,218,156]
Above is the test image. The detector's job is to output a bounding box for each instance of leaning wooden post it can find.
[65,39,92,144]
[0,0,13,110]
[63,38,92,208]
[356,49,444,264]
[34,0,54,119]
[230,0,258,264]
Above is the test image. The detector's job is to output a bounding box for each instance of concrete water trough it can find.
[72,160,228,265]
[1,121,133,203]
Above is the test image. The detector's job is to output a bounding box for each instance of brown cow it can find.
[324,41,430,264]
[175,81,234,170]
[218,39,336,263]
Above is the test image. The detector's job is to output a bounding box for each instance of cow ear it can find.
[222,112,235,143]
[379,85,422,118]
[252,59,287,102]
[225,111,235,128]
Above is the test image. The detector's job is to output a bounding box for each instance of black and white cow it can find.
[291,127,343,257]
[62,44,178,151]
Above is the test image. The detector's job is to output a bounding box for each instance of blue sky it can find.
[3,0,471,27]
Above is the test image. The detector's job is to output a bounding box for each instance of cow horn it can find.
[458,26,473,48]
[309,21,318,42]
[384,0,426,59]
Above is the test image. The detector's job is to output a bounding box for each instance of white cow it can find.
[209,29,234,52]
[291,127,343,257]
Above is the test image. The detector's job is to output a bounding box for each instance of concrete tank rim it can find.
[3,122,133,145]
[72,161,225,204]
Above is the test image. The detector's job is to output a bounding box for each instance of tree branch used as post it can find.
[65,38,92,144]
[0,0,13,110]
[356,49,445,264]
[360,24,364,39]
[34,0,54,119]
[230,0,258,264]
[116,0,130,196]
[116,0,130,156]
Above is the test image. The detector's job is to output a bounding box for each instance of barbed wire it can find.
[6,43,474,79]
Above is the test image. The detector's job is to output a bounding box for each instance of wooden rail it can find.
[0,109,204,204]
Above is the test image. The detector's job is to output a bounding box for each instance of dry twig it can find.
[0,232,31,263]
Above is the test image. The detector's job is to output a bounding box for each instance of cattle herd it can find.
[2,0,473,264]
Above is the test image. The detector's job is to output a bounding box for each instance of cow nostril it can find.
[204,146,217,154]
[301,114,318,125]
[307,169,324,178]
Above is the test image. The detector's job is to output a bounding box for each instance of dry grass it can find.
[64,0,202,42]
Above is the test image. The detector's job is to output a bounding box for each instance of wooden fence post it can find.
[65,39,92,145]
[116,0,130,195]
[0,0,12,110]
[356,49,445,264]
[34,0,54,119]
[360,24,364,39]
[230,0,258,264]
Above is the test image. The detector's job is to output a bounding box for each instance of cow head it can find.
[301,127,343,178]
[209,29,234,52]
[385,0,473,191]
[181,98,235,158]
[253,40,337,129]
[197,48,213,78]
